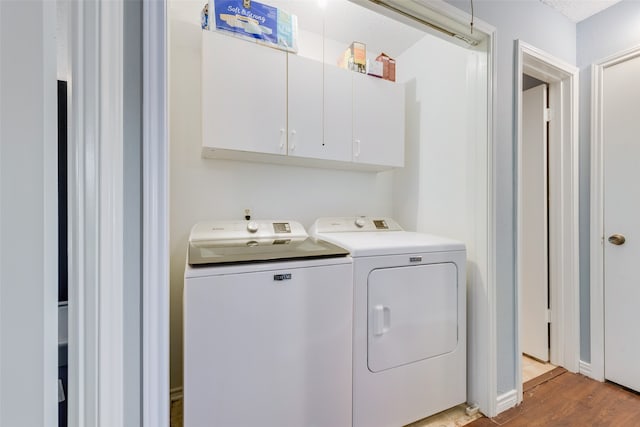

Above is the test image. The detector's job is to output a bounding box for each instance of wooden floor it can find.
[467,368,640,426]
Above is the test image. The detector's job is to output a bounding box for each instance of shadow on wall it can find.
[393,78,421,232]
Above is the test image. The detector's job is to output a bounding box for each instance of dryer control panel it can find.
[310,217,404,233]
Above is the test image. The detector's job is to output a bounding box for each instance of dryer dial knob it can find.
[355,218,366,228]
[247,221,259,233]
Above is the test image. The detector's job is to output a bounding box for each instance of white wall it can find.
[394,35,474,240]
[169,0,394,389]
[0,1,58,425]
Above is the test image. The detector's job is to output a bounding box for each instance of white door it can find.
[521,84,549,362]
[603,54,640,391]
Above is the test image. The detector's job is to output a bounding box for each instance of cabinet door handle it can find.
[290,129,296,151]
[354,139,361,157]
[279,128,285,151]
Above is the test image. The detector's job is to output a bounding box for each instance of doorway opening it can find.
[515,40,580,404]
[520,76,556,382]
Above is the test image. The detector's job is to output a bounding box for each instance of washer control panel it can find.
[190,219,305,242]
[311,217,403,233]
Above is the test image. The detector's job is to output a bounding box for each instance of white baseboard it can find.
[170,387,183,402]
[579,360,592,378]
[495,389,518,415]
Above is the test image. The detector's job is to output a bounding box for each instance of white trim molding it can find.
[590,44,640,383]
[496,389,518,415]
[486,23,498,419]
[579,360,592,378]
[514,40,580,404]
[98,1,125,422]
[142,1,170,426]
[590,61,605,383]
[68,1,125,425]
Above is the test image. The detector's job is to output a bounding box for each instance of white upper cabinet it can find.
[201,0,415,170]
[353,72,405,168]
[202,31,287,156]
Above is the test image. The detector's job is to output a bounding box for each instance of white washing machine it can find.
[183,220,353,427]
[309,217,467,427]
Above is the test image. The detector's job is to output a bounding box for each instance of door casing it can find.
[68,0,501,423]
[515,40,580,405]
[67,1,169,426]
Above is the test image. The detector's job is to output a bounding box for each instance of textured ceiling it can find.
[539,0,623,22]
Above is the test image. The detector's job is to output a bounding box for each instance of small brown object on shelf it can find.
[375,53,396,82]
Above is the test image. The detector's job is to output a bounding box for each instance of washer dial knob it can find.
[247,221,259,233]
[354,218,366,228]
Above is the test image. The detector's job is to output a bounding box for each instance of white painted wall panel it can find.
[0,1,58,425]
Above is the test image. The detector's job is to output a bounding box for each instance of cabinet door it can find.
[288,58,352,162]
[353,72,405,167]
[324,65,353,162]
[287,54,323,158]
[202,31,287,155]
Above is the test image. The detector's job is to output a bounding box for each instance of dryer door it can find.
[367,263,458,372]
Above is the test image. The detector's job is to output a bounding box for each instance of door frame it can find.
[590,44,640,382]
[142,1,169,426]
[68,1,169,425]
[68,0,497,423]
[68,1,125,424]
[515,40,580,403]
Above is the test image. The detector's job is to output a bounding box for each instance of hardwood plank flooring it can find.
[467,370,640,426]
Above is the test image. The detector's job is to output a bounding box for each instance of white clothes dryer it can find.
[309,217,467,427]
[183,219,353,427]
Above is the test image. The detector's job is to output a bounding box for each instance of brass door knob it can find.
[608,234,626,245]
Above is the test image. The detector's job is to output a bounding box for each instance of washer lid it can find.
[188,220,349,265]
[189,237,349,265]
